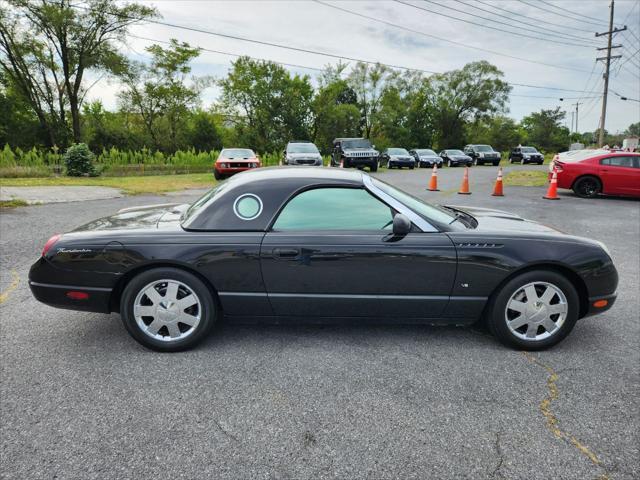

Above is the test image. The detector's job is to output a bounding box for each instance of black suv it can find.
[463,144,501,166]
[509,146,544,165]
[331,138,379,172]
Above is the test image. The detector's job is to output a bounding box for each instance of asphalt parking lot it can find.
[1,165,638,479]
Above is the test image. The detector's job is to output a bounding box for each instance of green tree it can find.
[312,78,360,153]
[466,115,523,152]
[625,122,640,137]
[220,57,314,152]
[422,61,511,149]
[521,107,570,151]
[347,62,392,139]
[187,110,223,152]
[119,39,211,152]
[0,0,156,146]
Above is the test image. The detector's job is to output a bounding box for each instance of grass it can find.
[0,199,29,208]
[0,173,216,195]
[504,169,548,187]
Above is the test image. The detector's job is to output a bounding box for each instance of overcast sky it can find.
[95,0,640,134]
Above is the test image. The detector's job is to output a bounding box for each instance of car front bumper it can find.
[389,160,415,167]
[215,165,259,175]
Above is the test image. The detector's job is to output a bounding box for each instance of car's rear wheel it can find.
[487,270,579,350]
[121,268,216,351]
[573,176,602,198]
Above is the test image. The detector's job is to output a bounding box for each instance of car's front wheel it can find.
[370,161,378,172]
[214,170,223,180]
[573,176,602,198]
[447,159,452,167]
[121,268,216,351]
[487,270,579,350]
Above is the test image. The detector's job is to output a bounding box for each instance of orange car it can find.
[214,148,261,180]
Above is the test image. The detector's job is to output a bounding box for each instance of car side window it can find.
[601,157,634,167]
[272,188,394,231]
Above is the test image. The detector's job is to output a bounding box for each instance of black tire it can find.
[572,175,602,198]
[214,170,223,181]
[493,160,500,167]
[509,157,514,163]
[486,270,579,350]
[537,161,544,165]
[370,162,378,172]
[447,159,452,167]
[409,165,415,170]
[120,267,216,352]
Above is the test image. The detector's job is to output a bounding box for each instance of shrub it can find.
[64,143,97,176]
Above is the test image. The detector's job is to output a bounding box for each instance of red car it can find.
[214,148,261,180]
[550,150,640,198]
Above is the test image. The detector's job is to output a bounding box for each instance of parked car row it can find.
[213,140,546,179]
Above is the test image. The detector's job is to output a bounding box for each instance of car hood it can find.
[72,203,190,233]
[445,205,562,234]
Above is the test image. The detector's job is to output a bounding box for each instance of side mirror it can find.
[372,145,376,149]
[392,213,411,236]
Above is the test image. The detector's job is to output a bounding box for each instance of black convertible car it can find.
[29,168,617,351]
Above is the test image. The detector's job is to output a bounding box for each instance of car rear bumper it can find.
[29,281,112,313]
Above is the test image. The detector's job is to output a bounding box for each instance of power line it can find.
[538,0,609,25]
[453,0,603,45]
[473,0,597,34]
[418,0,604,48]
[518,0,609,28]
[396,0,597,48]
[129,34,324,72]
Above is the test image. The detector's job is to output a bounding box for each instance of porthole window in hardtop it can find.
[273,187,394,231]
[233,194,263,221]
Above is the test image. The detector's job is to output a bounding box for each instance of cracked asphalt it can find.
[1,165,638,479]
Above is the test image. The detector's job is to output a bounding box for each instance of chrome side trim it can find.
[362,174,438,233]
[219,291,487,301]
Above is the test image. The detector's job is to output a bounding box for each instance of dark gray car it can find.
[380,148,416,169]
[439,149,473,167]
[284,141,323,166]
[410,149,443,168]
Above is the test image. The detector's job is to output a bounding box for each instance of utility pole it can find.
[595,0,626,147]
[572,102,583,133]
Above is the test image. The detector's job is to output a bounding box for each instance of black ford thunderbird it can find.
[29,168,618,351]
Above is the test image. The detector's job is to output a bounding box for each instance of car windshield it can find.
[182,183,229,223]
[221,148,254,158]
[371,178,457,226]
[416,149,436,156]
[474,145,494,152]
[341,139,372,149]
[287,143,319,154]
[388,148,409,155]
[446,150,464,155]
[521,147,538,153]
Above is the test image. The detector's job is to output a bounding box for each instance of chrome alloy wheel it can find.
[505,281,568,341]
[133,279,202,342]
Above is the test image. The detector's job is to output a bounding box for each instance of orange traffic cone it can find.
[458,166,471,195]
[427,164,439,191]
[544,168,560,200]
[492,167,504,196]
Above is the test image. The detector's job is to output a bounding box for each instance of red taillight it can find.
[42,234,61,257]
[66,291,89,300]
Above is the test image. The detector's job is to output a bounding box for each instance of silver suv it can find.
[284,141,323,166]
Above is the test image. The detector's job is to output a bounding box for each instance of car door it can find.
[599,156,639,195]
[259,186,457,318]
